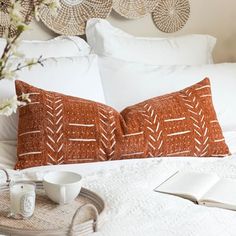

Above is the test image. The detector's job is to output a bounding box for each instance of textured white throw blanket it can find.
[2,157,236,236]
[84,157,236,236]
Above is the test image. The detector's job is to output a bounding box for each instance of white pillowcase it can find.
[0,36,91,58]
[86,18,216,65]
[224,131,236,156]
[0,141,17,169]
[0,54,105,141]
[99,57,236,132]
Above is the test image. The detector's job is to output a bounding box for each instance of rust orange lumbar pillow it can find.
[15,78,229,169]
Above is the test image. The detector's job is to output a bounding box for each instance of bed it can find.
[1,140,236,236]
[0,132,235,236]
[1,19,236,236]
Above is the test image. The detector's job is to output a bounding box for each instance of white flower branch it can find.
[0,95,30,116]
[0,0,60,116]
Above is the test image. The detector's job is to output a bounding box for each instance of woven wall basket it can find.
[152,0,190,33]
[0,0,34,38]
[113,0,159,19]
[39,0,112,36]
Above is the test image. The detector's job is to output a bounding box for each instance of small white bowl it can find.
[43,171,82,205]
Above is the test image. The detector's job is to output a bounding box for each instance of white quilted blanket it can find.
[3,157,236,236]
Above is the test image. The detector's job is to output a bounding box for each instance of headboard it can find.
[22,0,236,64]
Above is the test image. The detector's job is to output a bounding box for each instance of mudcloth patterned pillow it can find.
[15,78,229,169]
[121,78,229,157]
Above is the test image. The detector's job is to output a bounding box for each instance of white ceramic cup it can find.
[43,171,82,205]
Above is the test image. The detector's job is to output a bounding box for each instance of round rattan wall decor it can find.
[152,0,190,33]
[113,0,159,19]
[39,0,112,36]
[0,0,34,38]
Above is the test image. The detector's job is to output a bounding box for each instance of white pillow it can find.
[86,19,216,66]
[99,57,236,132]
[0,141,17,169]
[224,131,236,155]
[0,36,91,58]
[0,54,105,142]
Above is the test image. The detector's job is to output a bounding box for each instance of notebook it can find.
[154,171,236,211]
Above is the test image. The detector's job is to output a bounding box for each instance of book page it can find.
[201,178,236,209]
[155,171,219,201]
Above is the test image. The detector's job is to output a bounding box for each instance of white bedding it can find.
[1,132,235,235]
[1,156,236,236]
[0,133,236,235]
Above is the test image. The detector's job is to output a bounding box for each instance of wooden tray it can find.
[0,169,106,236]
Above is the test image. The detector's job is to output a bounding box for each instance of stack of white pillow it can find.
[86,19,236,132]
[1,19,236,169]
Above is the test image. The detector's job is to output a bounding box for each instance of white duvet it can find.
[1,131,236,236]
[1,156,236,236]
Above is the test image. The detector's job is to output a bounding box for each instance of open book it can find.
[154,171,236,211]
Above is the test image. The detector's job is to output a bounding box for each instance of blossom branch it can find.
[14,56,46,72]
[0,31,23,79]
[0,0,60,116]
[0,94,31,116]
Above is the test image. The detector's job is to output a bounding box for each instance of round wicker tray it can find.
[0,170,106,236]
[112,0,159,19]
[38,0,113,35]
[152,0,190,33]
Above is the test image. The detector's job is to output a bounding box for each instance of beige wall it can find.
[22,0,236,63]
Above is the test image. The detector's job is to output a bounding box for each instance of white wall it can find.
[22,0,236,63]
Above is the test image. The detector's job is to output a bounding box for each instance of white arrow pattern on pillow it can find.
[180,88,210,157]
[141,103,163,157]
[98,105,117,161]
[45,93,65,165]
